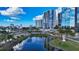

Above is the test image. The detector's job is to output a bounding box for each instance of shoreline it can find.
[13,37,29,51]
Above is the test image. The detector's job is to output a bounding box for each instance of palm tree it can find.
[58,27,75,42]
[58,28,66,41]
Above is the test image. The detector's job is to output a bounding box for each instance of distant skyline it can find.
[0,7,57,27]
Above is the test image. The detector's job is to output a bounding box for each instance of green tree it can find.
[54,25,59,29]
[58,28,75,42]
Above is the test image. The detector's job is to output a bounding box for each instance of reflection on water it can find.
[13,37,47,51]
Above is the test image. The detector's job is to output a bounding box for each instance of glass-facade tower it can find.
[61,7,75,28]
[75,7,79,32]
[43,10,56,29]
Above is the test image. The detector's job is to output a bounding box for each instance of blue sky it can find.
[0,7,57,27]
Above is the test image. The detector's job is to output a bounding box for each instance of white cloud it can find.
[0,7,25,17]
[4,19,16,22]
[33,14,43,20]
[0,7,26,23]
[10,17,20,20]
[56,7,62,13]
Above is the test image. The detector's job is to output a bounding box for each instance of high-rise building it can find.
[49,10,56,29]
[61,7,75,28]
[43,11,49,29]
[75,7,79,32]
[43,10,56,30]
[35,19,43,28]
[34,15,43,28]
[55,8,62,27]
[58,13,62,26]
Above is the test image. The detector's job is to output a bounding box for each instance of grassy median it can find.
[50,38,79,51]
[30,34,48,37]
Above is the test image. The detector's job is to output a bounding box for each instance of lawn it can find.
[50,38,79,51]
[30,34,48,37]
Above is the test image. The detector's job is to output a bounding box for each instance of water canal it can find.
[13,37,47,51]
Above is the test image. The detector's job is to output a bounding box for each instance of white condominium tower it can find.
[33,14,43,28]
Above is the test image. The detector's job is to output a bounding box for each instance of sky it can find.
[0,7,76,27]
[0,7,57,27]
